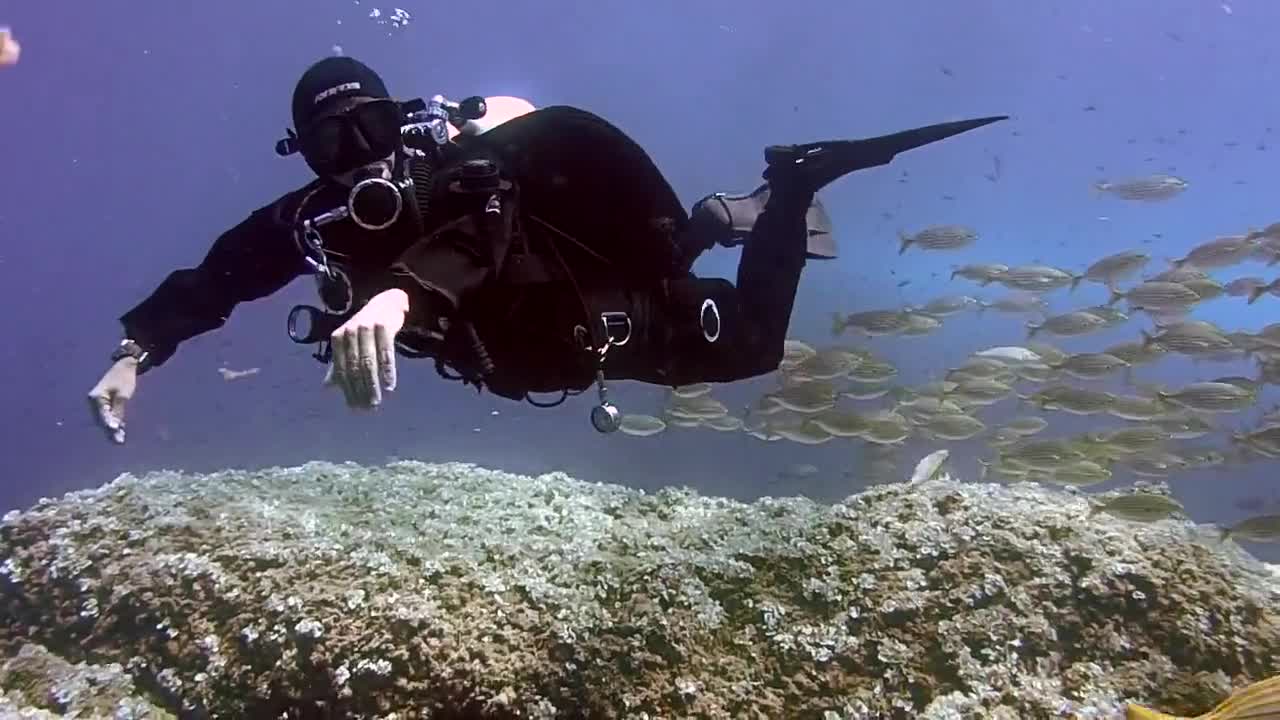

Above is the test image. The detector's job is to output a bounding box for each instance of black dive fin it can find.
[764,115,1009,193]
[805,196,837,260]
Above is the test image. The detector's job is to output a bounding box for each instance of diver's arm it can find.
[118,202,304,371]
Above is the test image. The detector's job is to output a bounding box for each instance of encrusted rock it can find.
[0,460,1276,718]
[0,641,173,718]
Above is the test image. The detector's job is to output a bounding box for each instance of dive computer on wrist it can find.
[110,339,150,366]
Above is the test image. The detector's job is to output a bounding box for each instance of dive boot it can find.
[689,184,837,260]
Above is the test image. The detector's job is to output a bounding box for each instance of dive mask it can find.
[294,98,406,176]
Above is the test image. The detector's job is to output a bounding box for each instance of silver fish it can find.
[1147,266,1209,284]
[1081,305,1130,327]
[998,265,1083,293]
[832,310,912,336]
[1158,382,1257,413]
[1140,323,1235,356]
[1024,385,1116,415]
[899,225,978,254]
[1106,394,1167,421]
[1027,311,1109,339]
[912,295,981,317]
[1222,514,1280,543]
[1054,352,1130,380]
[810,410,868,438]
[1026,342,1069,366]
[1181,278,1226,301]
[901,312,944,336]
[1048,460,1112,487]
[671,383,714,399]
[922,413,987,441]
[1004,416,1049,436]
[1094,174,1188,201]
[1091,492,1184,522]
[1170,234,1259,270]
[1109,281,1202,311]
[619,414,668,436]
[1150,414,1214,440]
[973,346,1043,364]
[1083,250,1150,288]
[951,263,1009,285]
[979,293,1048,315]
[1003,440,1087,471]
[1103,341,1166,368]
[1250,236,1280,265]
[780,340,818,370]
[1224,277,1267,297]
[909,449,951,483]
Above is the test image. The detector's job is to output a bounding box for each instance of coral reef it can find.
[0,460,1277,719]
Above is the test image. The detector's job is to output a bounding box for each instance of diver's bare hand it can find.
[325,289,406,409]
[88,358,138,444]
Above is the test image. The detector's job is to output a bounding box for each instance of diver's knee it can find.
[584,277,774,385]
[659,276,787,383]
[663,276,733,348]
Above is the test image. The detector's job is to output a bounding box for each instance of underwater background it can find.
[2,0,1279,564]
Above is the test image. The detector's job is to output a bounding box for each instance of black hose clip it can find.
[287,305,350,363]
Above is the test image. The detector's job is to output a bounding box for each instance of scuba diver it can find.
[87,56,1006,443]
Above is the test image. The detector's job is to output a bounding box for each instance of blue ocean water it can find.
[0,1,1277,561]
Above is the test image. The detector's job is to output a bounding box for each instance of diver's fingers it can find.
[88,393,118,432]
[375,323,397,392]
[109,391,128,427]
[342,327,363,407]
[88,391,127,444]
[331,327,359,407]
[357,324,380,407]
[322,361,336,386]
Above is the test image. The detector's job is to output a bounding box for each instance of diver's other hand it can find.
[88,358,138,444]
[0,27,21,67]
[325,288,407,409]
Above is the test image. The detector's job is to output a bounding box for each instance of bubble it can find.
[367,7,411,29]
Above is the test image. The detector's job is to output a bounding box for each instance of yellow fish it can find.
[1127,674,1280,719]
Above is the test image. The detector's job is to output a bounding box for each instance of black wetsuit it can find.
[120,106,811,403]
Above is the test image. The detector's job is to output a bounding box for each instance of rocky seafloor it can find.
[0,460,1277,719]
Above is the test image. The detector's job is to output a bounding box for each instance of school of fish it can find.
[615,173,1280,550]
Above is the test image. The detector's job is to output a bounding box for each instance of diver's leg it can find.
[729,178,812,372]
[659,161,848,379]
[603,180,813,386]
[620,116,1012,382]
